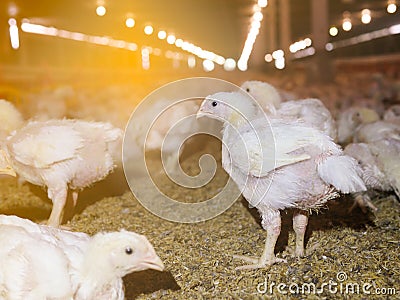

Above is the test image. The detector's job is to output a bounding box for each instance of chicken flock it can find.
[0,73,399,298]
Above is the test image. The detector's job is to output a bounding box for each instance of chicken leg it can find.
[47,185,68,227]
[233,209,286,270]
[293,210,309,257]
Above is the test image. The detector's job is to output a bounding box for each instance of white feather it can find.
[0,99,24,137]
[226,118,339,177]
[317,155,366,193]
[10,124,84,168]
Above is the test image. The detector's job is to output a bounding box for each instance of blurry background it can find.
[0,0,399,125]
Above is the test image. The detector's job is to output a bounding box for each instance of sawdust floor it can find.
[0,141,399,300]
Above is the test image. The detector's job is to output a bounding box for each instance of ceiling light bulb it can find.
[96,6,106,16]
[342,19,352,31]
[329,26,339,36]
[125,17,135,28]
[387,3,397,13]
[361,9,371,24]
[258,0,268,8]
[158,30,166,39]
[144,25,153,35]
[167,34,176,44]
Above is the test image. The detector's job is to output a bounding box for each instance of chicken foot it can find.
[349,193,378,213]
[233,209,286,270]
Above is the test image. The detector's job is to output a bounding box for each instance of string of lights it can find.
[265,1,399,69]
[237,0,268,71]
[7,0,400,72]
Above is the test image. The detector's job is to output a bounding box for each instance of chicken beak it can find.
[0,167,16,177]
[196,102,207,119]
[141,254,165,271]
[196,107,206,119]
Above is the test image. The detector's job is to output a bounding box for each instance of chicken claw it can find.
[233,254,286,270]
[349,193,378,213]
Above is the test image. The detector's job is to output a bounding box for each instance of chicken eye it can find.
[125,247,133,255]
[212,101,218,107]
[246,88,250,92]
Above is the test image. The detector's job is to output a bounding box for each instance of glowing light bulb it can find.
[96,6,106,16]
[253,11,263,22]
[387,2,397,13]
[167,34,176,44]
[325,43,334,51]
[158,30,166,39]
[175,38,183,47]
[125,17,135,28]
[275,57,285,70]
[8,3,18,17]
[203,59,214,72]
[329,26,338,36]
[8,18,19,49]
[237,60,247,71]
[223,58,236,71]
[272,49,284,59]
[144,25,153,35]
[361,9,371,24]
[258,0,268,8]
[342,19,352,31]
[264,54,273,62]
[188,56,196,68]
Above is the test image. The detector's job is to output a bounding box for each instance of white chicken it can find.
[0,119,122,227]
[24,86,72,121]
[0,214,164,300]
[240,81,282,115]
[353,120,400,144]
[383,104,400,125]
[197,91,366,269]
[345,140,400,202]
[125,98,199,174]
[0,99,24,139]
[240,81,337,140]
[336,106,380,145]
[125,96,219,176]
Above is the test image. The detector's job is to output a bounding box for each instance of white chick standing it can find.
[197,91,366,269]
[0,214,164,300]
[240,81,337,140]
[0,119,122,227]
